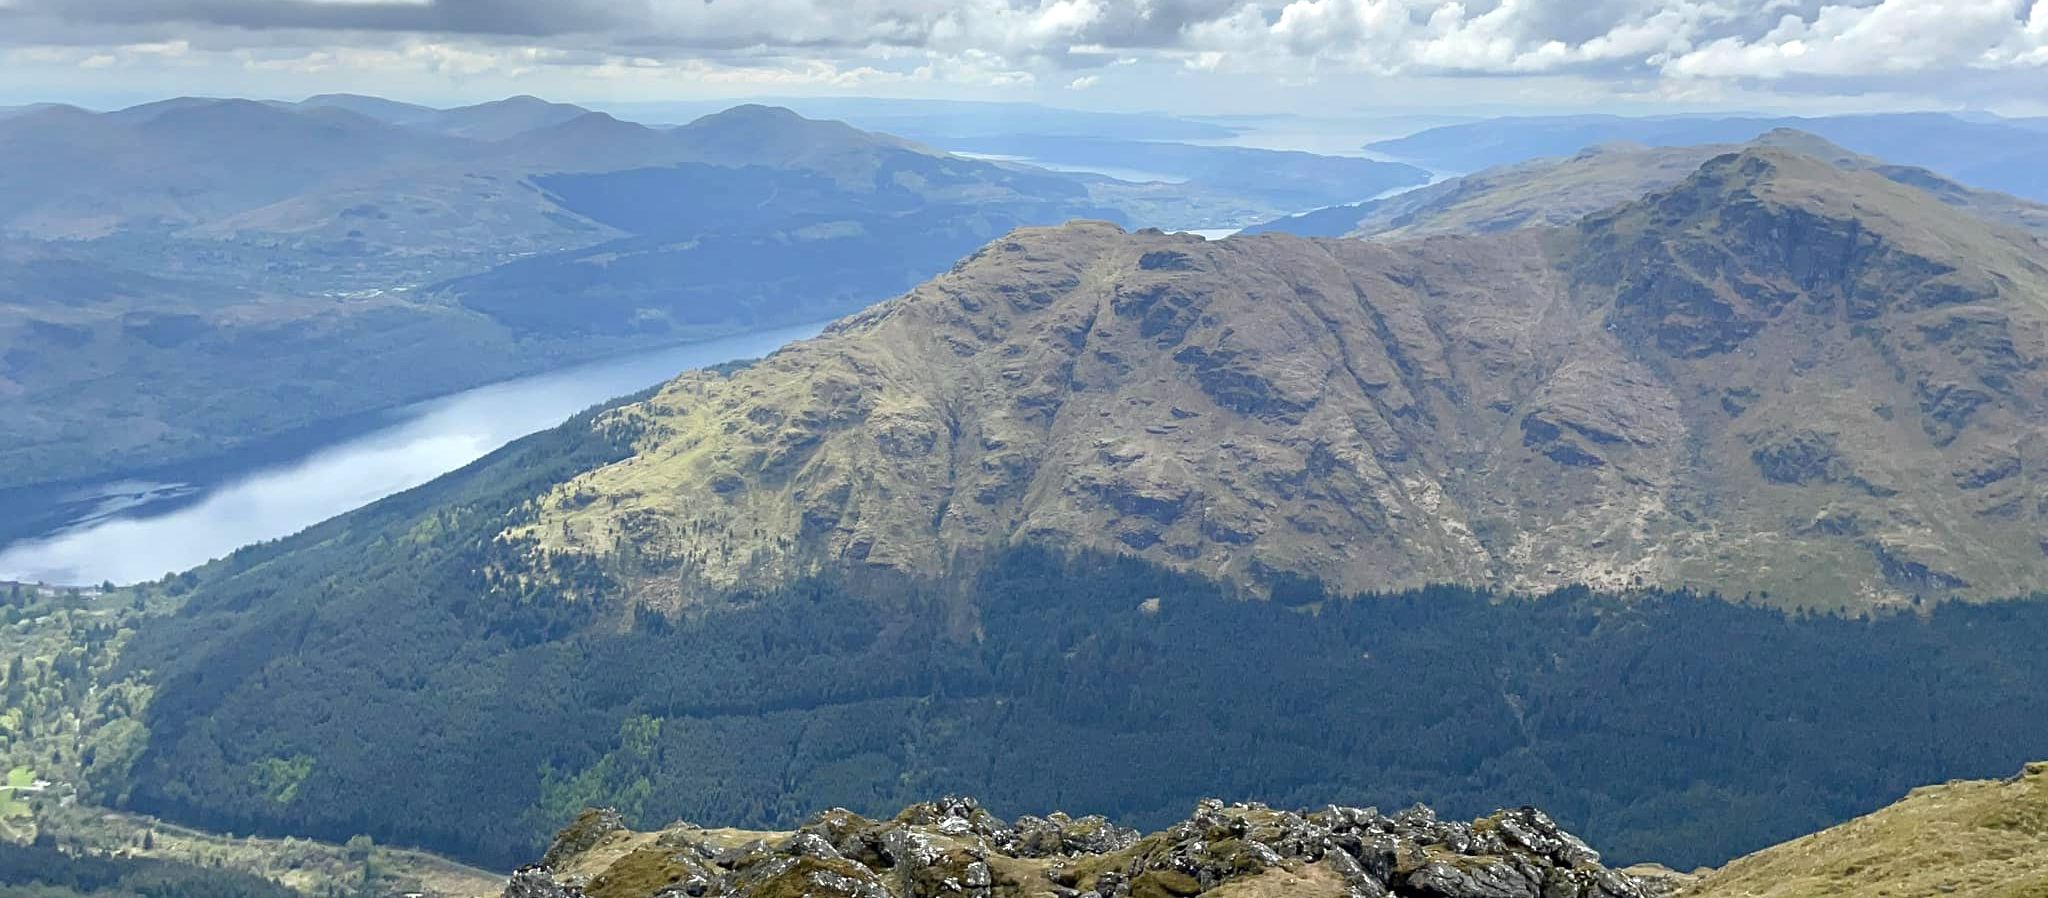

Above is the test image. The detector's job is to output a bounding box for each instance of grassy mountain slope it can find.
[509,148,2048,606]
[1687,763,2048,898]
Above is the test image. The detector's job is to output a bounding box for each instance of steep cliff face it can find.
[510,148,2048,608]
[515,797,1655,898]
[1568,150,2048,603]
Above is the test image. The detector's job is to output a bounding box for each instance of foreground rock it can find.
[515,797,1655,898]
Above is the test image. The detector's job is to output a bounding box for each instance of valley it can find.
[0,322,822,585]
[0,582,500,898]
[0,98,1420,497]
[9,85,2048,898]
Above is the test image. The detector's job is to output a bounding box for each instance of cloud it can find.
[0,0,2043,107]
[1666,0,2044,77]
[7,0,623,38]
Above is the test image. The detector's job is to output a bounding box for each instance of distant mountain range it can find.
[1246,129,2048,240]
[0,94,1430,491]
[1366,112,2048,203]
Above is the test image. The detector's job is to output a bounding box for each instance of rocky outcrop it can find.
[519,797,1653,898]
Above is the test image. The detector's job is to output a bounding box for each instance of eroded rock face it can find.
[505,867,587,898]
[512,147,2048,609]
[519,798,1652,898]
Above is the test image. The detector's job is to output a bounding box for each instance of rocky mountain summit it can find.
[510,797,1657,898]
[512,146,2048,608]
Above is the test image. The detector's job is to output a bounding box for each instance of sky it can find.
[2,0,2046,118]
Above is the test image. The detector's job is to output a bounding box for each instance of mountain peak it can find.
[694,102,807,123]
[507,150,2048,606]
[1749,126,1861,159]
[670,103,923,173]
[1579,144,2028,357]
[676,103,840,140]
[465,94,567,111]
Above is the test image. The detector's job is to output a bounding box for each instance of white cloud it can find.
[0,0,2044,109]
[1667,0,2045,78]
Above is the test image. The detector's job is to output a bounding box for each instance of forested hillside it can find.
[0,842,298,898]
[92,143,2048,877]
[108,394,2048,874]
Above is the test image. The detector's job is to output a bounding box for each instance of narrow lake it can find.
[0,322,826,587]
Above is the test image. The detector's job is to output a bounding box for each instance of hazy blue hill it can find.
[293,92,442,125]
[296,93,594,139]
[1248,130,2048,240]
[443,114,1117,336]
[0,98,1135,490]
[600,96,1239,141]
[486,110,687,170]
[425,94,592,140]
[667,104,931,177]
[0,98,470,235]
[1236,200,1379,237]
[0,102,82,121]
[1369,112,2048,201]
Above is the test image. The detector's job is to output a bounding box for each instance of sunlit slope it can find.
[517,148,2048,607]
[1688,763,2048,898]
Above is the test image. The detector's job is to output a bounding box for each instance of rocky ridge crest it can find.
[511,797,1658,898]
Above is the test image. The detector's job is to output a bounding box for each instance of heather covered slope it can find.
[513,148,2048,606]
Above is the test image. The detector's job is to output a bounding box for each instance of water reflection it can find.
[0,322,824,586]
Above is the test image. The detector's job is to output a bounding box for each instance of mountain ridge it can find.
[1364,112,2048,204]
[1247,130,2048,241]
[519,796,1655,898]
[501,145,2048,606]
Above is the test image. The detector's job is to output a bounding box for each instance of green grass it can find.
[3,766,35,818]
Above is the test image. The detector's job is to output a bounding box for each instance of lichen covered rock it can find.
[518,797,1652,898]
